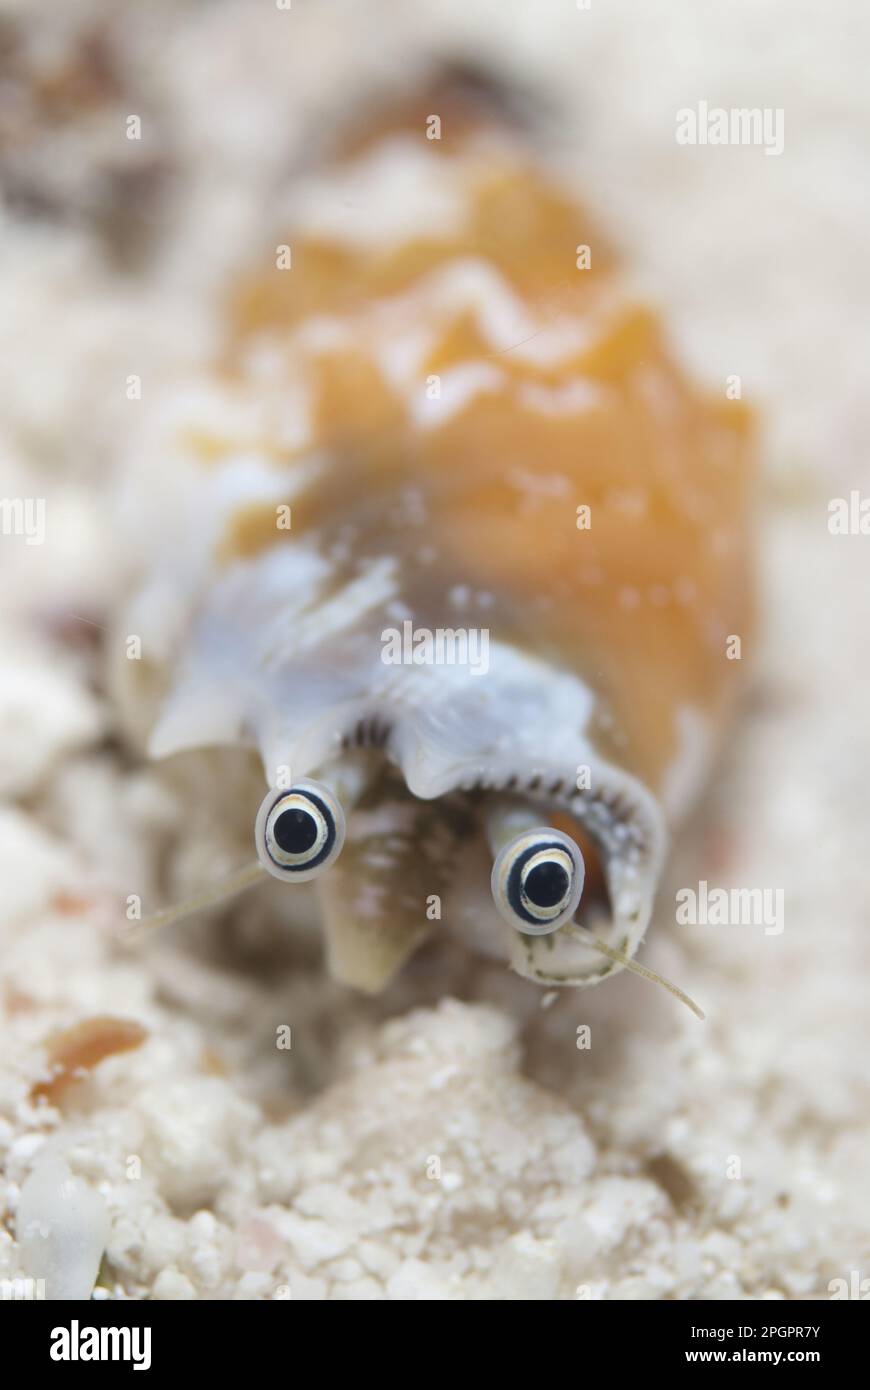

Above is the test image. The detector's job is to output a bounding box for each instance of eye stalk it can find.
[255,780,346,883]
[491,826,585,935]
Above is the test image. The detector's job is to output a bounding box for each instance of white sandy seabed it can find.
[0,0,869,1299]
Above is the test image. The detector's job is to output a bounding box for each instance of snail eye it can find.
[255,780,345,883]
[491,827,585,935]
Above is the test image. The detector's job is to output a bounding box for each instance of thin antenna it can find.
[121,861,266,944]
[568,924,705,1021]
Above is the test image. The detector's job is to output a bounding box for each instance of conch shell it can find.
[117,77,753,1000]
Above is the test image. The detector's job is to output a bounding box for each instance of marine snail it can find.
[118,75,753,1012]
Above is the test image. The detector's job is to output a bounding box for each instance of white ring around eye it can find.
[490,827,585,936]
[255,780,346,883]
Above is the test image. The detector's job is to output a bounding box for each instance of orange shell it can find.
[222,128,753,800]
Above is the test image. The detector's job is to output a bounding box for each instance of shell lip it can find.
[384,726,668,984]
[259,693,668,985]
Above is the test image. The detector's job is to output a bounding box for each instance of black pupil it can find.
[273,808,319,856]
[524,860,570,909]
